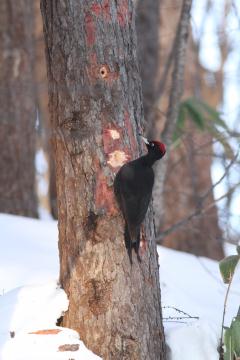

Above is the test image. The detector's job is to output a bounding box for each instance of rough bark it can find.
[41,1,165,359]
[0,0,38,217]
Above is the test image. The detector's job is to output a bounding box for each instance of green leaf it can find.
[184,99,206,131]
[174,104,186,143]
[176,98,234,158]
[231,317,240,354]
[219,255,240,284]
[224,317,240,359]
[172,132,183,146]
[224,326,232,360]
[177,103,186,130]
[197,100,228,130]
[179,97,229,131]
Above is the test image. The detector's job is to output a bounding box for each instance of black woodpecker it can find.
[114,135,166,264]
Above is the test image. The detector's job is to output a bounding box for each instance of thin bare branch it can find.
[200,148,239,205]
[156,180,240,242]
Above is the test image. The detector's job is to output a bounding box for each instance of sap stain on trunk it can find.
[85,13,96,46]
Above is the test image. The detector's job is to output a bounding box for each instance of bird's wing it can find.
[125,191,152,226]
[114,163,153,241]
[114,164,134,206]
[114,163,153,220]
[113,169,125,212]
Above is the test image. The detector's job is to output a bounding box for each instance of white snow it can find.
[0,214,58,293]
[159,246,240,359]
[0,214,101,360]
[1,213,240,359]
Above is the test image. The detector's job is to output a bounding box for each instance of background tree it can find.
[41,0,165,359]
[0,0,38,217]
[34,0,57,219]
[137,0,224,260]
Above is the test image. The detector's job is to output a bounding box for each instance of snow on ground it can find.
[1,213,240,359]
[0,214,101,360]
[159,246,240,360]
[0,214,58,293]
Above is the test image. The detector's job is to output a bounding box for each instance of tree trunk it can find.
[135,0,161,137]
[0,0,38,218]
[41,1,165,359]
[34,0,58,219]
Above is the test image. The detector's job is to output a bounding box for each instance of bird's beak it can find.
[139,134,150,145]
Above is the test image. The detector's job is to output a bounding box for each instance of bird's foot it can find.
[137,252,142,263]
[127,247,133,265]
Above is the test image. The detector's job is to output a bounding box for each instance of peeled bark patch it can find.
[58,344,79,352]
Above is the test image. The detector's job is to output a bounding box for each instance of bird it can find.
[114,134,166,264]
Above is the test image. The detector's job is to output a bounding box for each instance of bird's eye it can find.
[150,142,154,147]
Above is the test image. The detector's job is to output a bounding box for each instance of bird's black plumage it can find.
[114,137,166,263]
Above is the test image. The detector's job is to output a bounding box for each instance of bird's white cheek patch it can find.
[107,150,129,168]
[108,129,120,140]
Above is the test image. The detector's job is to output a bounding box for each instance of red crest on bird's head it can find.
[139,134,166,159]
[151,141,166,156]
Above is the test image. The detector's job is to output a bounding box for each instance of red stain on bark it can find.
[85,13,96,46]
[86,52,99,81]
[102,0,111,20]
[91,0,111,21]
[90,3,102,16]
[117,0,129,27]
[95,172,118,215]
[124,110,138,156]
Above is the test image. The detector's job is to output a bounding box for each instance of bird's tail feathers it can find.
[124,224,141,264]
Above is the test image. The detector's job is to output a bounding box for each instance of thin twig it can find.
[200,148,239,205]
[156,147,240,241]
[163,316,199,320]
[163,320,189,324]
[163,305,199,319]
[156,182,240,241]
